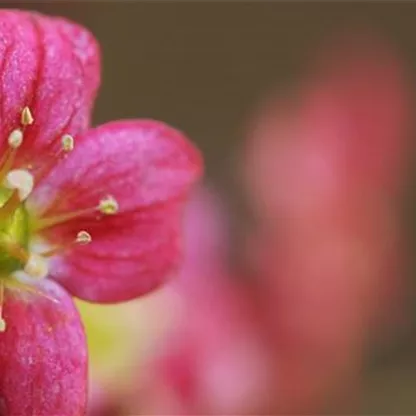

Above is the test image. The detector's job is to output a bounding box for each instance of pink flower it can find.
[132,187,274,415]
[243,34,412,413]
[0,10,202,416]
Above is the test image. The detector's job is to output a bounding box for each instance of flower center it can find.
[0,107,120,332]
[0,187,29,275]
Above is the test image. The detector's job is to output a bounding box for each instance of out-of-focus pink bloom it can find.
[132,187,275,415]
[243,34,413,413]
[178,185,229,290]
[0,10,202,415]
[245,35,412,226]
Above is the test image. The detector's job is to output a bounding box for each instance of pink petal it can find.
[180,186,229,289]
[32,120,202,302]
[306,33,412,192]
[0,279,87,415]
[137,276,273,415]
[49,205,183,303]
[242,34,411,413]
[244,34,412,225]
[0,10,100,159]
[134,186,273,415]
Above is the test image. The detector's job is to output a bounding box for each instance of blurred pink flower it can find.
[243,33,413,413]
[132,187,275,415]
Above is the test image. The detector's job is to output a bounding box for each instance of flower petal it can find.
[244,34,412,225]
[307,33,412,192]
[0,279,87,415]
[32,120,202,213]
[49,204,183,302]
[0,10,100,158]
[32,120,202,302]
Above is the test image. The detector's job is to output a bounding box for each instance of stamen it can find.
[29,133,75,184]
[0,282,6,332]
[99,195,119,215]
[24,253,48,279]
[21,106,34,126]
[41,230,92,258]
[35,196,119,231]
[0,148,16,183]
[0,148,13,172]
[3,169,34,201]
[0,128,23,181]
[8,129,23,149]
[0,191,21,221]
[34,207,96,231]
[61,134,75,152]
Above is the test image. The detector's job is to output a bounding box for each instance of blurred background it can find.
[7,2,416,415]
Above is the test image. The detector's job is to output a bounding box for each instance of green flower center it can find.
[0,187,29,275]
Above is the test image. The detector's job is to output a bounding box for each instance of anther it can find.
[76,230,92,245]
[99,195,119,215]
[21,106,34,126]
[61,134,74,152]
[4,169,34,201]
[24,254,48,279]
[41,231,92,258]
[0,130,24,180]
[8,129,23,149]
[35,197,119,231]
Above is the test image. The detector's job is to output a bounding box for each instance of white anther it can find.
[4,169,34,201]
[76,230,92,245]
[21,106,34,126]
[24,253,48,280]
[61,134,74,152]
[99,195,119,215]
[0,318,6,332]
[7,129,23,149]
